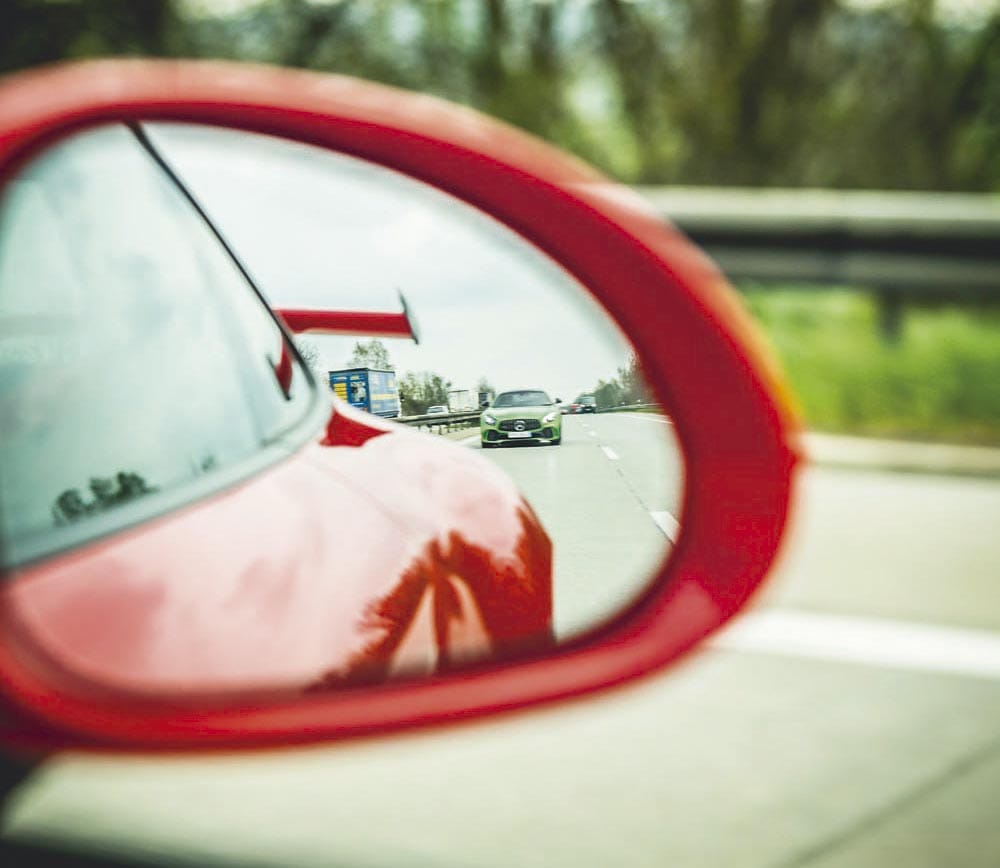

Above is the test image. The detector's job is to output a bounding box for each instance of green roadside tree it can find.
[294,337,324,376]
[399,370,452,416]
[346,339,393,370]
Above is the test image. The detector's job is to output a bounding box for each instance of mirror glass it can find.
[0,121,683,696]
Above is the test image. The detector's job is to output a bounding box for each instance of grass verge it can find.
[743,289,1000,446]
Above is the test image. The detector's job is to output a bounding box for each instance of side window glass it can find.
[0,124,312,565]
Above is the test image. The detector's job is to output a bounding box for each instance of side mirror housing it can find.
[0,60,799,752]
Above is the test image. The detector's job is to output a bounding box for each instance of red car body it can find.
[0,98,554,721]
[1,398,553,699]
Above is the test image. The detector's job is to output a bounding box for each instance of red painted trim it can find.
[0,60,801,751]
[273,340,293,396]
[275,308,415,341]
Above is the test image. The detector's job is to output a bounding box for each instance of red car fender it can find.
[0,398,552,702]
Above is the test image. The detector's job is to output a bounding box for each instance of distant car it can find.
[575,394,597,414]
[426,405,449,415]
[560,402,578,415]
[481,389,562,447]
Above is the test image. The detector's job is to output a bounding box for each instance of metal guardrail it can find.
[398,410,481,434]
[598,403,661,414]
[637,186,1000,339]
[398,405,663,435]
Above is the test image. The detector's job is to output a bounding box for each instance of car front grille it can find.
[499,418,541,432]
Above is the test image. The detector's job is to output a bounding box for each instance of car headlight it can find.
[482,413,497,425]
[543,411,557,424]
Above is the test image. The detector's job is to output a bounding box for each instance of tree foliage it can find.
[346,339,393,370]
[399,370,453,416]
[294,337,323,375]
[4,1,997,191]
[0,0,184,75]
[587,353,653,410]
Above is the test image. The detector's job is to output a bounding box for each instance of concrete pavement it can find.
[472,413,682,638]
[804,432,1000,479]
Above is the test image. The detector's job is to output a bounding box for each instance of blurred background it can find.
[4,0,998,443]
[4,5,1000,868]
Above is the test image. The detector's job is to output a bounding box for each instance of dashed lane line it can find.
[600,446,620,461]
[391,428,1000,681]
[620,412,673,425]
[649,510,679,541]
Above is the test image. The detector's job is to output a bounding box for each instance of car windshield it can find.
[494,390,551,408]
[579,395,596,404]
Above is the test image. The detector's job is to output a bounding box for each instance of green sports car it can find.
[480,389,562,448]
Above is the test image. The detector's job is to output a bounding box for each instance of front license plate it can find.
[507,431,532,439]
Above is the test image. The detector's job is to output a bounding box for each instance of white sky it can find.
[147,123,632,401]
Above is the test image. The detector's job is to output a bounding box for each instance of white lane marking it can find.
[649,510,679,541]
[622,412,673,425]
[600,446,620,461]
[712,610,1000,681]
[588,431,597,437]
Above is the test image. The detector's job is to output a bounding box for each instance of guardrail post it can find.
[876,290,904,344]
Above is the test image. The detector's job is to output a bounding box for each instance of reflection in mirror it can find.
[0,123,314,563]
[0,121,683,698]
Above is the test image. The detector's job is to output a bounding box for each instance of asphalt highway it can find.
[466,411,684,638]
[4,426,1000,868]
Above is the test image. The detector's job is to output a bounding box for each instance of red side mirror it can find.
[0,60,800,752]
